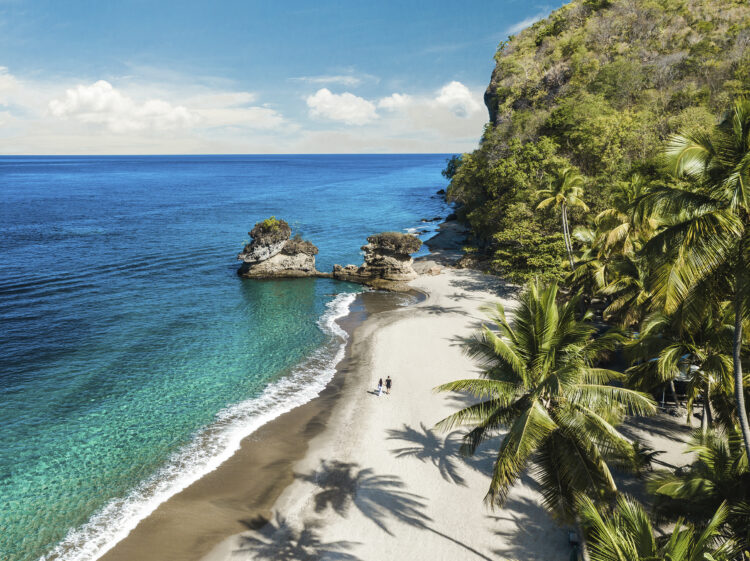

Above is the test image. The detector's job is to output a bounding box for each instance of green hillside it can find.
[447,0,750,282]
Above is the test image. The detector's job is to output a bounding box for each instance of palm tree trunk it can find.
[669,379,679,408]
[562,204,575,270]
[705,381,713,427]
[733,245,750,460]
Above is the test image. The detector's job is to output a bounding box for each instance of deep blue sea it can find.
[0,154,451,561]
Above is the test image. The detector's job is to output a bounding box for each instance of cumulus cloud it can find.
[377,93,411,111]
[49,80,197,132]
[433,81,481,117]
[306,88,378,125]
[1,65,486,153]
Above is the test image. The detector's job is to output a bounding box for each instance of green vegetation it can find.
[436,281,655,520]
[437,97,750,556]
[260,216,283,230]
[436,2,750,549]
[446,0,750,283]
[648,429,750,536]
[249,216,292,242]
[578,494,737,561]
[536,167,589,269]
[367,232,422,254]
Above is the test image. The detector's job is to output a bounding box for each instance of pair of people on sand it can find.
[376,376,392,397]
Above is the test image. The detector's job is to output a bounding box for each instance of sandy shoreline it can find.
[97,290,412,561]
[198,223,573,561]
[100,221,692,561]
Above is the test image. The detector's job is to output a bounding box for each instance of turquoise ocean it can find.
[0,154,452,561]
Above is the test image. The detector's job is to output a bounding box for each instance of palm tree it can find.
[648,429,750,550]
[598,253,652,328]
[626,301,735,431]
[537,167,590,269]
[639,99,750,458]
[594,174,656,258]
[435,281,655,519]
[578,494,737,561]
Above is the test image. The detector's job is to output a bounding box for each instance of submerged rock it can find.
[333,232,422,291]
[238,217,320,278]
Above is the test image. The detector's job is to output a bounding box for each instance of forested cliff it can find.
[447,0,750,282]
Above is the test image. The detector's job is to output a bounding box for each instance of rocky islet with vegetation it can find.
[237,218,423,290]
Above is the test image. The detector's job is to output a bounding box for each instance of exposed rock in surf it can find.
[333,232,422,291]
[238,217,320,278]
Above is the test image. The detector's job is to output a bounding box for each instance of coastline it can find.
[37,214,699,561]
[95,289,410,561]
[94,222,469,561]
[96,220,566,561]
[76,220,692,561]
[199,222,571,561]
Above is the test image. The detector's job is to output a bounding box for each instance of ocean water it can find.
[0,154,451,561]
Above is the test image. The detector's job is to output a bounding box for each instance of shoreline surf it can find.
[39,291,358,561]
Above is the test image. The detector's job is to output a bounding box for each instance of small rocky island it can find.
[332,232,422,291]
[237,217,320,278]
[237,219,423,290]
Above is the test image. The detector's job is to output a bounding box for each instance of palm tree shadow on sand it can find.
[296,460,429,535]
[387,423,497,485]
[296,460,495,560]
[234,513,361,561]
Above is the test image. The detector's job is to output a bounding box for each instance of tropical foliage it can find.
[436,1,750,555]
[446,0,750,283]
[578,494,739,561]
[648,429,750,547]
[435,281,655,520]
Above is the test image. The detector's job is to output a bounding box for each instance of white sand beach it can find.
[198,225,693,561]
[202,262,573,561]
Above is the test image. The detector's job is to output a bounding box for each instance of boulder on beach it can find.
[333,231,422,291]
[237,217,320,278]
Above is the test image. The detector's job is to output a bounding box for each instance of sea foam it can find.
[39,292,357,561]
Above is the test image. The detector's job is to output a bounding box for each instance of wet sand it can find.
[99,290,412,561]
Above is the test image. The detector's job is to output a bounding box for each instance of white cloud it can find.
[433,81,481,117]
[292,72,378,87]
[1,66,487,154]
[306,88,378,125]
[293,75,363,87]
[49,80,197,132]
[505,12,549,36]
[186,91,257,108]
[0,66,21,104]
[195,106,284,130]
[377,93,411,111]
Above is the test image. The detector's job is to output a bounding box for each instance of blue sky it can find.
[0,0,563,154]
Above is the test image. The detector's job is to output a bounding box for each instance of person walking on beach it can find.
[385,376,392,394]
[377,378,383,397]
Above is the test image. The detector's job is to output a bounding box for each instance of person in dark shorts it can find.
[385,376,392,394]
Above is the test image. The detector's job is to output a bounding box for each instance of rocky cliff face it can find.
[333,232,422,290]
[237,218,320,278]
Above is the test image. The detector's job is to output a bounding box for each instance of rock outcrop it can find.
[238,217,320,278]
[333,232,422,290]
